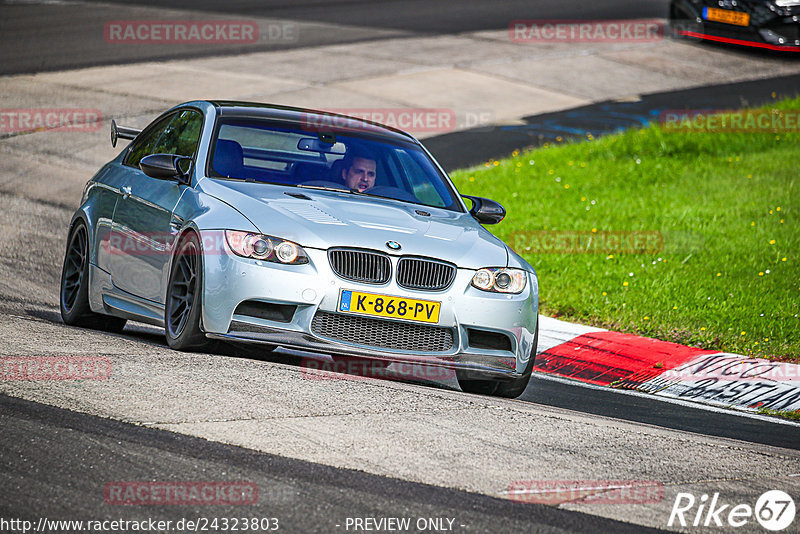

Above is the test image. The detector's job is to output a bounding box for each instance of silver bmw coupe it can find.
[60,101,539,397]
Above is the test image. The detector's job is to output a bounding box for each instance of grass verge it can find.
[451,98,799,362]
[757,407,800,422]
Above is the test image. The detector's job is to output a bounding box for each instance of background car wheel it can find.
[60,221,127,332]
[165,232,212,351]
[456,322,538,399]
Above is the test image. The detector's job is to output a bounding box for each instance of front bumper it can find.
[200,234,539,379]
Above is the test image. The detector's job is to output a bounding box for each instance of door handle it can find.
[120,186,132,199]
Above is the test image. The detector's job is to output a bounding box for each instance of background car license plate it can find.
[338,290,440,324]
[703,7,750,26]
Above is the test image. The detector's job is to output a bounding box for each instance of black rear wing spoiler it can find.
[111,119,141,147]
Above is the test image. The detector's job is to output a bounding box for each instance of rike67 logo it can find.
[669,490,795,531]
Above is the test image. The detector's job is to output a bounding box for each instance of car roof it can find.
[207,100,417,144]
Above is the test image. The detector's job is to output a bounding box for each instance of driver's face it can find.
[343,157,376,192]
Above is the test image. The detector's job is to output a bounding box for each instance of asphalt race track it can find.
[0,394,661,533]
[426,73,800,171]
[1,0,668,74]
[2,1,800,532]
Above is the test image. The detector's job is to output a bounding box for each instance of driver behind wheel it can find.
[341,146,377,192]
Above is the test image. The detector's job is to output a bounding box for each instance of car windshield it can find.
[207,118,462,211]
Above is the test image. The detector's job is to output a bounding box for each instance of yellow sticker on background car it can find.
[703,7,750,26]
[338,290,440,324]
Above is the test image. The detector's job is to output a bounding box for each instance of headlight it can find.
[224,230,308,265]
[471,268,527,294]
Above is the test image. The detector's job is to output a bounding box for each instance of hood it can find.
[199,179,509,269]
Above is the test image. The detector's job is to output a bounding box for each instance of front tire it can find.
[60,221,127,332]
[457,323,538,399]
[165,232,212,351]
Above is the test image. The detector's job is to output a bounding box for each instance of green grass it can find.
[757,407,800,422]
[451,98,800,362]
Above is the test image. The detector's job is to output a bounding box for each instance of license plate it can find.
[338,290,441,324]
[703,7,750,26]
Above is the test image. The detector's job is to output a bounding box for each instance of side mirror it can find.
[463,195,505,225]
[140,154,191,184]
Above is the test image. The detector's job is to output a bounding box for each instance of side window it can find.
[124,114,175,168]
[125,110,203,168]
[153,110,203,158]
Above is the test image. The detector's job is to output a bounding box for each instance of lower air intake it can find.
[311,311,454,352]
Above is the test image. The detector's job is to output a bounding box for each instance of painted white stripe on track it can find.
[536,315,605,352]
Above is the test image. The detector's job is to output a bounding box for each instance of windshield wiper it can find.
[294,183,416,205]
[296,183,363,195]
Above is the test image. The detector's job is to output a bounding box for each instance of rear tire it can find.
[60,221,127,332]
[165,232,212,351]
[457,323,538,399]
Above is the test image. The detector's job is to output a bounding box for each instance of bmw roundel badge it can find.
[386,241,401,250]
